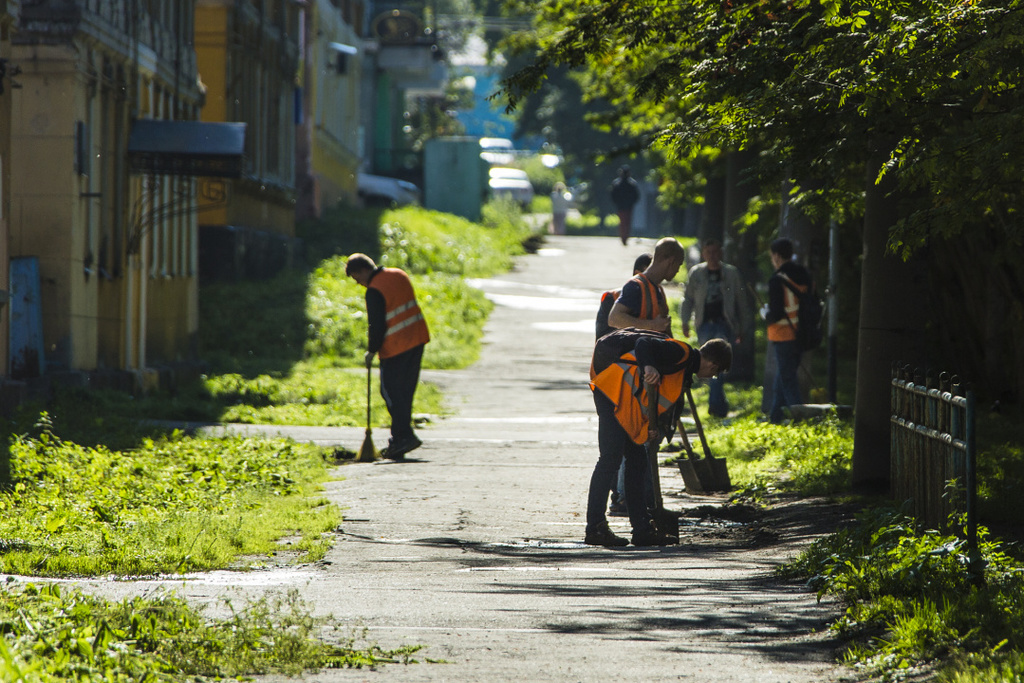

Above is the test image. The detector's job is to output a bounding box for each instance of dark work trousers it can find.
[379,343,424,442]
[587,391,653,535]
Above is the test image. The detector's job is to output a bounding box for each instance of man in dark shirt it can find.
[346,253,430,459]
[595,252,652,340]
[609,166,641,246]
[763,238,812,423]
[586,331,732,547]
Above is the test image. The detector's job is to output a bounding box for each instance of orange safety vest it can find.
[767,273,804,343]
[630,273,667,321]
[369,268,430,359]
[590,345,689,445]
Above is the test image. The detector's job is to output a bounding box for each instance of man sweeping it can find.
[346,254,430,460]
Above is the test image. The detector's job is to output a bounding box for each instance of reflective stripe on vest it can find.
[590,349,687,445]
[767,273,804,343]
[370,269,430,359]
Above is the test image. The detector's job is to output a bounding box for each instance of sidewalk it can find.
[70,236,848,682]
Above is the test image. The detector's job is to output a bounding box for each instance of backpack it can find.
[781,278,823,352]
[592,327,668,376]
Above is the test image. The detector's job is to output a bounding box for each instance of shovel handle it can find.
[686,387,714,458]
[677,417,699,459]
[644,382,665,509]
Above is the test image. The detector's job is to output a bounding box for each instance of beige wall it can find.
[9,44,84,368]
[8,5,203,374]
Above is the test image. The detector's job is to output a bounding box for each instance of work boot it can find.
[631,523,677,547]
[384,435,422,460]
[584,523,629,547]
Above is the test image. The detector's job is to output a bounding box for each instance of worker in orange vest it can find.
[347,253,431,460]
[586,330,732,547]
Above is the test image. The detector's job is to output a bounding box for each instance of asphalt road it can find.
[63,235,851,682]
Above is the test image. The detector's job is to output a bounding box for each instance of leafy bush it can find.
[781,507,1024,677]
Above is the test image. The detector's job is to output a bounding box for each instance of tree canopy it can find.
[502,0,1024,252]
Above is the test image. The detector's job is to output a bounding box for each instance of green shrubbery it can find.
[781,508,1024,681]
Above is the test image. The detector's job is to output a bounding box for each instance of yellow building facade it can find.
[195,0,299,248]
[296,0,365,219]
[7,1,204,378]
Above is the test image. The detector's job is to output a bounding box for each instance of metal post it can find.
[965,390,977,554]
[827,218,839,403]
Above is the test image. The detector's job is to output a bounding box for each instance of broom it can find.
[357,361,378,462]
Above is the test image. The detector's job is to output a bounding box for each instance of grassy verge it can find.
[0,584,422,681]
[0,414,339,577]
[680,364,1022,681]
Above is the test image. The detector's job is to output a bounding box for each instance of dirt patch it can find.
[674,495,864,552]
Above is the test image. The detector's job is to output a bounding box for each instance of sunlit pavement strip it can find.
[464,278,597,299]
[457,566,619,572]
[479,292,599,311]
[534,319,596,333]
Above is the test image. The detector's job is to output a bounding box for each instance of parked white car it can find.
[358,173,421,207]
[488,167,534,206]
[479,137,515,166]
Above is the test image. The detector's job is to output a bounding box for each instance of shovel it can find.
[357,362,378,463]
[644,382,680,542]
[675,387,731,492]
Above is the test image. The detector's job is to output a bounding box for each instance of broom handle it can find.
[366,364,372,427]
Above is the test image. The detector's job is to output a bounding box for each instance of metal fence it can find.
[890,365,977,550]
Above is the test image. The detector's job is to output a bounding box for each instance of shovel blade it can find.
[654,507,680,542]
[677,457,706,494]
[705,456,732,492]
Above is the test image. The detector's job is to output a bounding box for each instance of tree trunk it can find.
[851,154,929,491]
[723,151,758,382]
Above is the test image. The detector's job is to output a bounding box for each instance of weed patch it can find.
[0,583,421,681]
[0,416,339,577]
[781,507,1024,680]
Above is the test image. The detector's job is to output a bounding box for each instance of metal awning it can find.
[127,120,246,178]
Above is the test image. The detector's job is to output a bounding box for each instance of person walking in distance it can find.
[585,331,733,547]
[609,166,641,246]
[763,238,812,423]
[679,239,745,418]
[607,236,686,334]
[550,181,571,235]
[346,253,430,460]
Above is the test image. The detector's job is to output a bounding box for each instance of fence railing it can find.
[890,364,977,551]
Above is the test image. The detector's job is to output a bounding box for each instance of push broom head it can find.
[357,428,377,462]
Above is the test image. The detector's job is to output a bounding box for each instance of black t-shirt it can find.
[704,268,724,323]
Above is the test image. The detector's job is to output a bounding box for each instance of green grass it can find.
[0,583,422,681]
[0,414,339,577]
